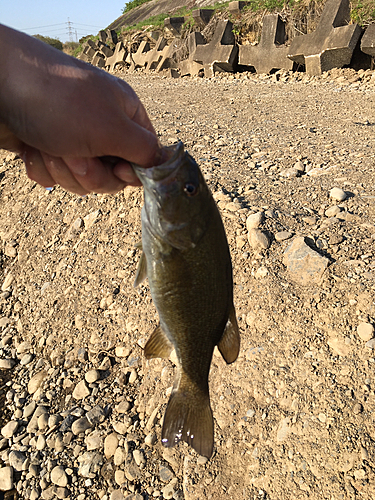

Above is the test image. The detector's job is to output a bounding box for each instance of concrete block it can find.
[228,1,249,15]
[144,36,169,71]
[87,39,98,49]
[239,14,294,73]
[101,45,114,58]
[106,29,118,45]
[83,46,96,58]
[92,52,105,68]
[164,17,185,36]
[106,42,128,71]
[179,31,205,76]
[155,39,180,72]
[193,20,238,77]
[127,41,151,70]
[98,30,107,43]
[361,23,375,56]
[288,0,362,75]
[192,9,214,29]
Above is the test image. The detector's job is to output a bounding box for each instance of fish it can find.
[132,142,240,458]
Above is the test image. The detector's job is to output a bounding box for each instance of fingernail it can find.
[65,158,89,176]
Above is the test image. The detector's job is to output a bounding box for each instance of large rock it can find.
[283,237,329,285]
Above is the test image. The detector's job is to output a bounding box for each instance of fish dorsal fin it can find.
[218,304,240,364]
[144,325,173,359]
[134,251,147,288]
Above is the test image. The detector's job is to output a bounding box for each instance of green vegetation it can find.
[351,0,375,24]
[122,0,153,14]
[33,35,63,51]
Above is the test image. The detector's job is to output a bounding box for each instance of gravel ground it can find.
[1,66,375,500]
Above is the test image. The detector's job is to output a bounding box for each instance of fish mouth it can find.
[132,142,185,183]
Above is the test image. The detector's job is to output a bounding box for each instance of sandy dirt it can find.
[1,68,375,500]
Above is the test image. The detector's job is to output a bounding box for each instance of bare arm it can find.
[0,24,162,195]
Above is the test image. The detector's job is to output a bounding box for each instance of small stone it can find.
[48,414,62,428]
[330,187,347,202]
[85,432,103,451]
[162,482,175,499]
[28,371,48,394]
[145,432,157,446]
[283,237,329,285]
[327,337,351,357]
[275,231,293,242]
[36,434,47,450]
[23,401,37,419]
[293,160,305,172]
[72,417,92,435]
[133,449,145,466]
[9,450,27,471]
[114,447,126,466]
[115,401,131,414]
[354,469,366,480]
[0,359,16,369]
[276,417,291,442]
[325,205,341,217]
[115,469,126,486]
[85,370,101,384]
[0,466,13,491]
[365,338,375,349]
[125,463,141,482]
[357,323,374,342]
[84,210,101,229]
[72,380,91,400]
[104,433,119,458]
[38,412,49,430]
[329,234,344,245]
[86,405,106,425]
[159,464,175,482]
[248,229,270,251]
[115,344,130,358]
[129,369,138,384]
[51,465,69,487]
[20,353,33,365]
[112,421,129,435]
[246,212,264,231]
[1,420,19,439]
[280,168,299,178]
[353,402,363,415]
[110,490,125,500]
[1,274,14,291]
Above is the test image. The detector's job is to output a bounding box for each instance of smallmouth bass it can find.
[132,142,240,458]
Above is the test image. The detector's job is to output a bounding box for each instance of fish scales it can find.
[133,142,240,458]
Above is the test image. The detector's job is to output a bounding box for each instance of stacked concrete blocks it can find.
[179,32,206,76]
[288,0,362,75]
[239,14,294,73]
[361,23,375,56]
[127,41,151,71]
[192,9,214,29]
[164,17,185,36]
[106,42,128,71]
[193,20,238,77]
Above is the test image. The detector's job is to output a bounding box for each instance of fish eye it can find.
[184,183,198,196]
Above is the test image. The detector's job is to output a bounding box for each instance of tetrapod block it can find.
[127,41,151,71]
[361,24,375,56]
[144,37,168,72]
[288,0,361,75]
[92,52,105,68]
[229,1,249,15]
[98,30,107,43]
[193,20,238,77]
[192,9,214,29]
[106,29,118,45]
[164,17,185,36]
[179,31,205,76]
[106,42,127,71]
[155,39,180,72]
[239,14,294,73]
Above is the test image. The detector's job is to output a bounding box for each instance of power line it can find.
[22,22,67,30]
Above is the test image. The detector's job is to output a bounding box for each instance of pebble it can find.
[162,482,175,499]
[86,405,106,425]
[104,433,119,458]
[246,212,264,231]
[1,273,14,291]
[84,210,101,229]
[0,358,16,369]
[330,187,347,201]
[85,369,101,384]
[133,449,145,467]
[9,450,27,471]
[72,380,91,400]
[283,237,329,285]
[1,420,19,439]
[110,490,125,500]
[159,464,175,482]
[353,402,363,415]
[28,370,48,394]
[51,466,69,487]
[357,322,374,342]
[129,369,138,384]
[145,432,157,447]
[36,434,47,450]
[275,231,293,242]
[248,228,270,251]
[115,469,126,486]
[325,205,341,217]
[0,466,13,491]
[72,417,92,435]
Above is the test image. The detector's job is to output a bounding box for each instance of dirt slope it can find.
[1,68,375,500]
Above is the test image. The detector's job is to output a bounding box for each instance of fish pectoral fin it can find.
[134,239,143,249]
[133,251,147,288]
[162,376,214,458]
[218,304,240,364]
[144,325,173,359]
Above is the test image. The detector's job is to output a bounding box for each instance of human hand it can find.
[0,24,162,195]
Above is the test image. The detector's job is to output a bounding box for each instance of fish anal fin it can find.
[144,325,173,359]
[134,251,147,288]
[218,304,240,364]
[161,375,214,458]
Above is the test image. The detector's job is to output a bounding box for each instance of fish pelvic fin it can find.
[133,251,147,288]
[218,303,240,364]
[144,325,173,359]
[161,375,214,458]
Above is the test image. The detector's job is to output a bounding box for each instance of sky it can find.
[1,0,127,43]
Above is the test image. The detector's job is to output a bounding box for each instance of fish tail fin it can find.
[161,373,214,458]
